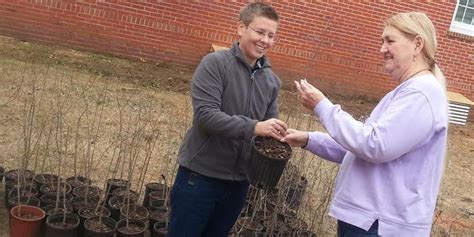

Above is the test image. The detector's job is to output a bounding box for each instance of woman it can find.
[282,12,448,236]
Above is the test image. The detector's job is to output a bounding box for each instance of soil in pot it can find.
[33,173,60,190]
[149,208,167,234]
[67,196,100,214]
[120,204,149,225]
[248,136,292,190]
[42,203,73,217]
[78,206,111,237]
[108,195,136,221]
[39,181,72,196]
[253,136,292,159]
[105,178,130,200]
[7,196,41,210]
[40,192,73,208]
[148,199,166,211]
[8,186,38,200]
[4,169,35,182]
[112,186,139,200]
[78,206,111,219]
[84,216,117,237]
[4,180,34,207]
[9,205,46,237]
[72,185,103,199]
[66,176,91,189]
[142,182,169,208]
[116,218,146,237]
[44,212,80,237]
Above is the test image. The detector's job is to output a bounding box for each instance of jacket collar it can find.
[231,42,271,69]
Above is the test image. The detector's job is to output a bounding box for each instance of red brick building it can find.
[1,0,472,100]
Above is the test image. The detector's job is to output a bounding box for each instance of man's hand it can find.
[295,79,326,111]
[281,129,309,148]
[255,118,288,140]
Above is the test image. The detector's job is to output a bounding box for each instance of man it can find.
[168,2,287,236]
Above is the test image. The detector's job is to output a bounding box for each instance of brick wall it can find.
[0,0,472,101]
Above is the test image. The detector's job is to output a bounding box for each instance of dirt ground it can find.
[0,35,472,236]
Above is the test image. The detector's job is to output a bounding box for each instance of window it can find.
[450,0,474,36]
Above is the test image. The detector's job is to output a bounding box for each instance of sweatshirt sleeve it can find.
[191,53,257,140]
[305,131,347,164]
[314,88,434,164]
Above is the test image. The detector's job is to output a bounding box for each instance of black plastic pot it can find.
[116,218,146,237]
[40,192,73,208]
[4,181,34,207]
[107,195,136,221]
[44,213,80,237]
[7,196,41,210]
[0,166,4,183]
[78,206,111,237]
[119,204,149,226]
[8,186,38,200]
[84,216,117,237]
[112,186,139,201]
[40,204,73,237]
[152,221,167,237]
[67,196,100,214]
[149,208,167,235]
[247,136,292,190]
[4,169,35,182]
[105,178,130,201]
[7,187,39,210]
[42,203,73,217]
[285,176,308,209]
[39,182,72,197]
[142,182,169,208]
[148,199,166,211]
[66,176,91,189]
[72,185,103,199]
[33,173,60,190]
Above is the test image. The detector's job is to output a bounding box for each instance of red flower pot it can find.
[10,204,46,237]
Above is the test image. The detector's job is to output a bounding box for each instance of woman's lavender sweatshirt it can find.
[306,74,448,236]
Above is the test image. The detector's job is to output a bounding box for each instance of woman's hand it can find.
[281,129,309,148]
[295,79,326,110]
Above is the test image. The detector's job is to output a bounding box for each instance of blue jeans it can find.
[337,220,379,237]
[168,166,250,237]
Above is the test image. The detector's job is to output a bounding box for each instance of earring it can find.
[413,54,416,62]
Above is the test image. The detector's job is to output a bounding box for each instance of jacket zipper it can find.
[233,69,256,180]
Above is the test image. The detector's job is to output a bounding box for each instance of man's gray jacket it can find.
[177,42,281,181]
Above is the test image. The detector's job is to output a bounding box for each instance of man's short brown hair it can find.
[239,2,279,26]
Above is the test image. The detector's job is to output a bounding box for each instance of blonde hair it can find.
[385,12,446,89]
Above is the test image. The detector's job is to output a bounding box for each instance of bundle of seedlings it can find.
[43,78,82,237]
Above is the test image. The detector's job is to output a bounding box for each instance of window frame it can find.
[449,0,474,36]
